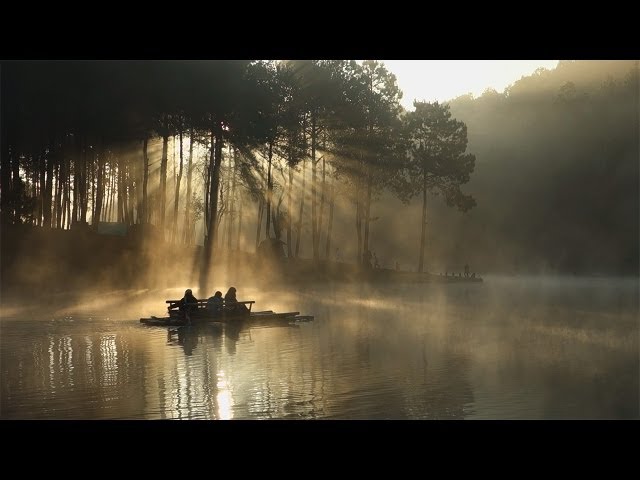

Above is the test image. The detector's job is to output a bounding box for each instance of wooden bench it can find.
[166,299,255,313]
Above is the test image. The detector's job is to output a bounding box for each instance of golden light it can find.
[216,370,233,420]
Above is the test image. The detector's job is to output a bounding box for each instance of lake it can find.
[1,275,637,419]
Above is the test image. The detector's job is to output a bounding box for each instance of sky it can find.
[381,60,559,110]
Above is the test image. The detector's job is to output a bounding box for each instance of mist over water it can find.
[2,60,637,423]
[2,275,637,419]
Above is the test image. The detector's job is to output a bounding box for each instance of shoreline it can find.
[3,224,635,299]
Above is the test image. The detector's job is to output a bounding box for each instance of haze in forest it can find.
[0,60,637,303]
[382,60,560,108]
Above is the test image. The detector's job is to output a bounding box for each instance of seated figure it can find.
[224,287,249,315]
[207,291,224,316]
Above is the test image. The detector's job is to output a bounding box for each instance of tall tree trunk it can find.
[117,149,129,225]
[38,154,45,226]
[108,162,117,222]
[93,149,104,227]
[142,137,149,223]
[318,154,326,257]
[200,121,223,295]
[102,163,110,222]
[311,115,318,261]
[90,147,96,225]
[363,169,372,259]
[32,151,39,224]
[236,192,242,252]
[204,133,213,241]
[184,128,194,244]
[72,162,79,224]
[172,129,184,243]
[105,180,110,222]
[325,177,335,258]
[159,130,169,235]
[134,141,142,225]
[287,162,293,258]
[75,143,80,224]
[227,148,236,252]
[117,155,124,223]
[125,161,132,225]
[219,146,231,248]
[80,138,88,225]
[127,159,140,225]
[255,155,265,251]
[77,138,83,224]
[255,198,264,252]
[212,124,224,260]
[295,157,306,258]
[23,159,32,224]
[43,146,55,228]
[418,169,428,273]
[266,141,273,239]
[58,155,67,229]
[170,136,176,234]
[54,159,63,229]
[127,155,135,225]
[63,153,70,229]
[273,189,284,241]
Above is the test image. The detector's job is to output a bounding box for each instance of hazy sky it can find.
[382,60,559,109]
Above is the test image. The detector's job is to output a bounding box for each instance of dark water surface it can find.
[1,276,638,419]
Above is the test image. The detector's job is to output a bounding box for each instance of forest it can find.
[0,60,637,296]
[441,60,638,274]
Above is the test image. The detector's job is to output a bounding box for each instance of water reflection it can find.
[1,276,638,419]
[151,319,299,419]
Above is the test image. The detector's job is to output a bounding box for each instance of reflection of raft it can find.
[140,299,314,326]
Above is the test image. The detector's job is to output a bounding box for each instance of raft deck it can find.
[140,299,313,326]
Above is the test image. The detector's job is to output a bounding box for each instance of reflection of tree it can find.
[355,298,371,367]
[1,322,151,419]
[164,324,224,419]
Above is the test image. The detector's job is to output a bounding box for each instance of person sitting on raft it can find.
[207,291,224,316]
[224,287,249,315]
[169,289,199,324]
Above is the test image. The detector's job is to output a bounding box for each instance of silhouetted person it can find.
[464,264,470,278]
[207,291,223,316]
[224,287,237,304]
[373,252,380,269]
[169,289,199,324]
[224,287,249,316]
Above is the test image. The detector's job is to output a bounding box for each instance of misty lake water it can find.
[1,275,637,419]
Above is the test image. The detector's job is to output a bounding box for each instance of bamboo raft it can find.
[140,299,314,326]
